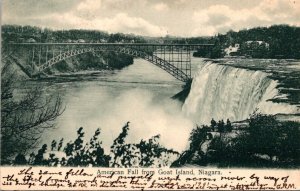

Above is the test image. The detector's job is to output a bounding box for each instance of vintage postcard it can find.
[1,0,300,190]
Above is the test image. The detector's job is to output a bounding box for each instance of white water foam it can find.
[183,62,298,125]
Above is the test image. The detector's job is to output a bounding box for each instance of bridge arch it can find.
[37,46,190,82]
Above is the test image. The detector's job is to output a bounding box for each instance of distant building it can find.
[245,41,269,49]
[224,44,240,56]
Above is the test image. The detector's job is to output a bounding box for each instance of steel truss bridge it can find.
[6,43,214,82]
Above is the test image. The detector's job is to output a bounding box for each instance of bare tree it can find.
[1,58,64,163]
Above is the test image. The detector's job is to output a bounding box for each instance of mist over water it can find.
[41,58,298,153]
[54,87,194,152]
[42,59,193,153]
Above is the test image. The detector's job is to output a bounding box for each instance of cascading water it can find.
[183,62,298,124]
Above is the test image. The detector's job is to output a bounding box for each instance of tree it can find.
[138,135,178,167]
[110,122,131,167]
[171,125,209,167]
[1,59,63,163]
[247,113,283,161]
[62,127,110,167]
[207,136,232,165]
[110,122,178,168]
[278,121,300,164]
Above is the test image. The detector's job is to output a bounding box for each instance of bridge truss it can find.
[6,43,213,82]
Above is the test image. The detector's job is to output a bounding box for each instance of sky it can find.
[2,0,300,37]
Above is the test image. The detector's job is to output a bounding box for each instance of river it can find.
[33,57,299,153]
[38,57,204,152]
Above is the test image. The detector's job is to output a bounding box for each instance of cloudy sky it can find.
[2,0,300,37]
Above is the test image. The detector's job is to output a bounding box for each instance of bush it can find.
[173,114,300,168]
[11,122,178,167]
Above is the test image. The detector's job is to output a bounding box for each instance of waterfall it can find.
[183,62,298,124]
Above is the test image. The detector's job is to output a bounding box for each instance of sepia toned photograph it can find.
[1,0,300,190]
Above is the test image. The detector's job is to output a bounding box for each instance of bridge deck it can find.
[8,43,214,50]
[5,43,214,82]
[9,43,214,45]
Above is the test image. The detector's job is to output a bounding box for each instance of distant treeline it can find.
[1,25,146,43]
[1,24,214,45]
[194,25,300,59]
[2,24,300,59]
[2,25,135,73]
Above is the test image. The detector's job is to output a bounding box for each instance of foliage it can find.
[173,114,300,168]
[3,24,300,60]
[172,125,210,167]
[9,113,299,168]
[110,122,131,167]
[2,25,146,44]
[171,119,233,167]
[1,60,63,163]
[243,113,300,164]
[2,25,135,74]
[247,113,283,160]
[61,127,110,167]
[193,25,300,59]
[189,125,210,151]
[11,123,178,167]
[109,122,179,167]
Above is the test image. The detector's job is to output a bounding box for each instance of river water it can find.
[36,57,299,153]
[39,57,203,152]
